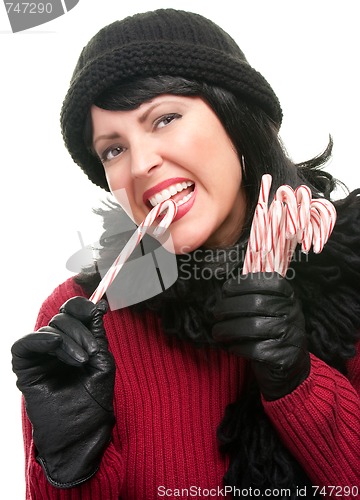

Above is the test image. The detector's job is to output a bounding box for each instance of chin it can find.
[169,230,211,255]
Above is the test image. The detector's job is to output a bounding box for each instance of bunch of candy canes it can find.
[242,174,337,276]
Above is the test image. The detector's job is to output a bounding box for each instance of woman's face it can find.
[91,95,246,254]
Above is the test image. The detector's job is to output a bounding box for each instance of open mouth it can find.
[146,181,195,209]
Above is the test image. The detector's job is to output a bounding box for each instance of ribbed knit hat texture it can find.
[61,9,282,191]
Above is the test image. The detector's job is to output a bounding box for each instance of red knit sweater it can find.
[22,278,360,499]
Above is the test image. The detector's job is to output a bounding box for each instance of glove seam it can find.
[79,375,115,412]
[36,456,99,489]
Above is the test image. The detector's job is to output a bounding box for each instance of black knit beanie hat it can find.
[61,9,282,191]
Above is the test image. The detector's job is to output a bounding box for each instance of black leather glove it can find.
[11,296,116,488]
[212,272,310,401]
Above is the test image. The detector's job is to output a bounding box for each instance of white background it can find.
[1,0,359,496]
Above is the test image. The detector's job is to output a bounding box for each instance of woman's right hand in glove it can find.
[11,296,116,489]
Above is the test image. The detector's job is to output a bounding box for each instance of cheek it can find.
[105,170,140,223]
[105,166,127,192]
[177,133,207,158]
[184,121,238,176]
[105,166,133,204]
[205,144,242,193]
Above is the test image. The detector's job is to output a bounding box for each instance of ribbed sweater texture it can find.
[22,278,360,499]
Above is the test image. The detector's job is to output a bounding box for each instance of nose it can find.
[130,137,163,178]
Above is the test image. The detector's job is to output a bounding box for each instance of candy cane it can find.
[259,174,272,206]
[89,199,177,304]
[295,185,312,231]
[311,199,337,242]
[243,175,272,274]
[301,220,313,254]
[310,207,323,254]
[295,185,312,245]
[275,185,298,238]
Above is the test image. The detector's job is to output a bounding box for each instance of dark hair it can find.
[77,76,360,496]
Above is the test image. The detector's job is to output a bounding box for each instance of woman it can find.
[12,9,360,499]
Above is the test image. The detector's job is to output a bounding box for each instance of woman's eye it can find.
[101,145,125,162]
[155,113,181,129]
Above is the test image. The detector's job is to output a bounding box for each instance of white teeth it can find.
[148,181,194,207]
[155,193,163,204]
[162,189,170,199]
[177,191,194,206]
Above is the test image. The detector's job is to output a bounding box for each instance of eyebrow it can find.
[93,132,121,148]
[138,102,161,123]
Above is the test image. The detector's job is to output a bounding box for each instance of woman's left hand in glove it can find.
[212,272,310,401]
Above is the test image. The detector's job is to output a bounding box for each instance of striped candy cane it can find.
[89,199,177,304]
